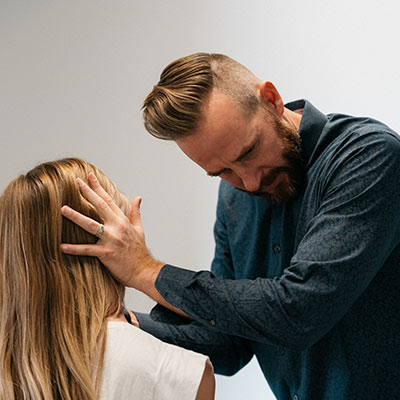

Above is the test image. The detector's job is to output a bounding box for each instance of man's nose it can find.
[240,170,261,193]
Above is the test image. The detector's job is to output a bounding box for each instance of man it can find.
[61,53,400,399]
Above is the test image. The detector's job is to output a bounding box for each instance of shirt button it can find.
[273,244,281,253]
[293,395,299,400]
[209,319,216,326]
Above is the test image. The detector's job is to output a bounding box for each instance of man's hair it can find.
[142,52,260,140]
[0,158,128,400]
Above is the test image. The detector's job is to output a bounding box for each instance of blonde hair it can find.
[142,52,260,140]
[0,158,128,400]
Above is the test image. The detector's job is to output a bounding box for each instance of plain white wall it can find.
[2,1,400,399]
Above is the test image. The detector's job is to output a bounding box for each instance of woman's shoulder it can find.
[105,321,207,366]
[105,322,162,366]
[100,322,208,399]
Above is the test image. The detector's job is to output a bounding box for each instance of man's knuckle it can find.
[78,246,88,255]
[67,247,79,256]
[118,222,128,235]
[114,235,125,248]
[103,247,115,258]
[104,194,113,202]
[64,247,74,255]
[98,200,108,210]
[90,221,99,232]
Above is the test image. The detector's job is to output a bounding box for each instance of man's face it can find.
[176,89,303,204]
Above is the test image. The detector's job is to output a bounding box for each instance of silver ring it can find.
[95,223,104,238]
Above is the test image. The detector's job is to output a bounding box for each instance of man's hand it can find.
[60,173,163,291]
[61,173,190,319]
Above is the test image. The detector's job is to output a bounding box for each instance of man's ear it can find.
[258,81,284,117]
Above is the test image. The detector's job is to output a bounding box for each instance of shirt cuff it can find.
[155,264,218,326]
[134,312,165,335]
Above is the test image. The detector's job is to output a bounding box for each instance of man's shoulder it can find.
[326,113,400,143]
[317,113,400,167]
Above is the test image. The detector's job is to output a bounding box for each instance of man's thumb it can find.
[129,196,143,226]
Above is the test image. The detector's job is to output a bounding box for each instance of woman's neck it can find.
[106,309,139,326]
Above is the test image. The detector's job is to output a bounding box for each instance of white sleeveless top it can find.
[99,322,208,399]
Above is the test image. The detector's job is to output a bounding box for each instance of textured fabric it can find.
[99,322,208,399]
[138,100,400,399]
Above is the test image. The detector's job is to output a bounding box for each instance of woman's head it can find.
[0,158,128,399]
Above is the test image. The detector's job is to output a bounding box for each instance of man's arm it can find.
[135,309,253,376]
[148,132,400,349]
[61,132,400,349]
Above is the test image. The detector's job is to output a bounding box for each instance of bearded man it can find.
[62,53,400,399]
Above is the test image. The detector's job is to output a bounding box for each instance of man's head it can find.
[142,53,259,140]
[143,52,303,204]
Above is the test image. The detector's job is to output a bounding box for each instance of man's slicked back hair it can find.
[142,52,260,140]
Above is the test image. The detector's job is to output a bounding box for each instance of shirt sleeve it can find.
[155,131,400,351]
[135,306,253,376]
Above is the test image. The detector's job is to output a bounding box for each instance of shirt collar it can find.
[285,99,328,169]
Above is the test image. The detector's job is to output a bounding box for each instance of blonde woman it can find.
[0,158,214,400]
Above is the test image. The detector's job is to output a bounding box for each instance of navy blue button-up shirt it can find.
[137,100,400,399]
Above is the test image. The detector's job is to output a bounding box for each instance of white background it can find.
[2,1,400,398]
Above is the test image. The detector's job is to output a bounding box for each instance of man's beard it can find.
[248,114,304,204]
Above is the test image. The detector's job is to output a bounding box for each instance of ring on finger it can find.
[95,223,105,238]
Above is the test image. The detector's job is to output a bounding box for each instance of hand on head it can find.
[60,173,162,290]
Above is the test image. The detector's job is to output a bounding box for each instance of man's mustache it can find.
[251,167,290,195]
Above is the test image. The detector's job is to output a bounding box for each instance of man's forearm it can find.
[136,310,254,376]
